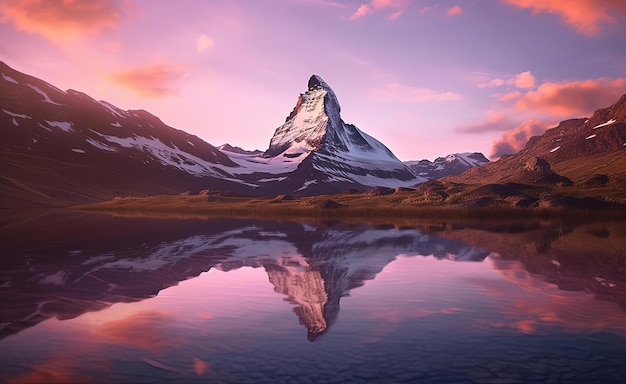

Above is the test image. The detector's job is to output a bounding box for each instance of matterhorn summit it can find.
[266,75,401,162]
[222,74,422,195]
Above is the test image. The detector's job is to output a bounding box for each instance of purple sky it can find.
[1,0,625,160]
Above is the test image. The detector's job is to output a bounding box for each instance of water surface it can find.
[1,211,626,383]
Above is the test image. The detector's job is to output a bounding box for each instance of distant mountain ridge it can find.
[405,152,489,180]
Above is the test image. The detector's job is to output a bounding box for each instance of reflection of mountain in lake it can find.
[420,220,626,309]
[0,212,490,341]
[3,213,625,341]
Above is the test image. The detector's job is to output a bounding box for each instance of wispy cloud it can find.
[372,82,462,103]
[501,78,626,116]
[446,5,462,17]
[490,119,553,158]
[111,63,186,98]
[0,0,123,41]
[197,33,214,53]
[456,114,516,134]
[349,0,409,20]
[477,70,535,89]
[502,0,626,35]
[418,5,435,14]
[302,0,347,7]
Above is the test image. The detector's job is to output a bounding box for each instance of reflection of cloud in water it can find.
[481,255,626,335]
[193,358,210,376]
[93,310,181,354]
[4,356,95,384]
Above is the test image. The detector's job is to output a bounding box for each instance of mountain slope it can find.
[446,95,626,198]
[1,61,252,207]
[222,75,424,195]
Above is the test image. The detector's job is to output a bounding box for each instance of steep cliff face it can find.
[224,74,423,194]
[265,75,399,162]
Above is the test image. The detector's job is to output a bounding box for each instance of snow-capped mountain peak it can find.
[253,74,421,192]
[265,75,398,161]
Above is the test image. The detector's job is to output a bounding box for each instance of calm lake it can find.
[1,211,626,383]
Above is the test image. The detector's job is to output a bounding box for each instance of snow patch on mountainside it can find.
[95,133,228,177]
[45,121,73,133]
[98,101,127,119]
[26,84,63,105]
[86,137,117,152]
[593,119,616,130]
[1,73,18,84]
[445,152,486,167]
[3,109,31,119]
[220,150,303,175]
[296,180,318,191]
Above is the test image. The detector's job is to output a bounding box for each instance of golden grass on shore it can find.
[71,192,626,222]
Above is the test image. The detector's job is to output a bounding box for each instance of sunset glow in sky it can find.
[1,0,625,160]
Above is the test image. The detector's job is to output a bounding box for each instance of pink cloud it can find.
[503,78,626,116]
[418,5,434,14]
[372,83,462,103]
[490,119,553,158]
[111,63,186,98]
[503,0,626,35]
[0,0,122,41]
[478,78,506,88]
[197,33,214,53]
[513,70,535,89]
[446,5,462,16]
[350,0,409,20]
[457,114,516,134]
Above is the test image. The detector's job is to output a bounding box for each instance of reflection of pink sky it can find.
[92,309,182,354]
[344,255,626,337]
[2,266,289,381]
[4,252,626,381]
[4,356,96,384]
